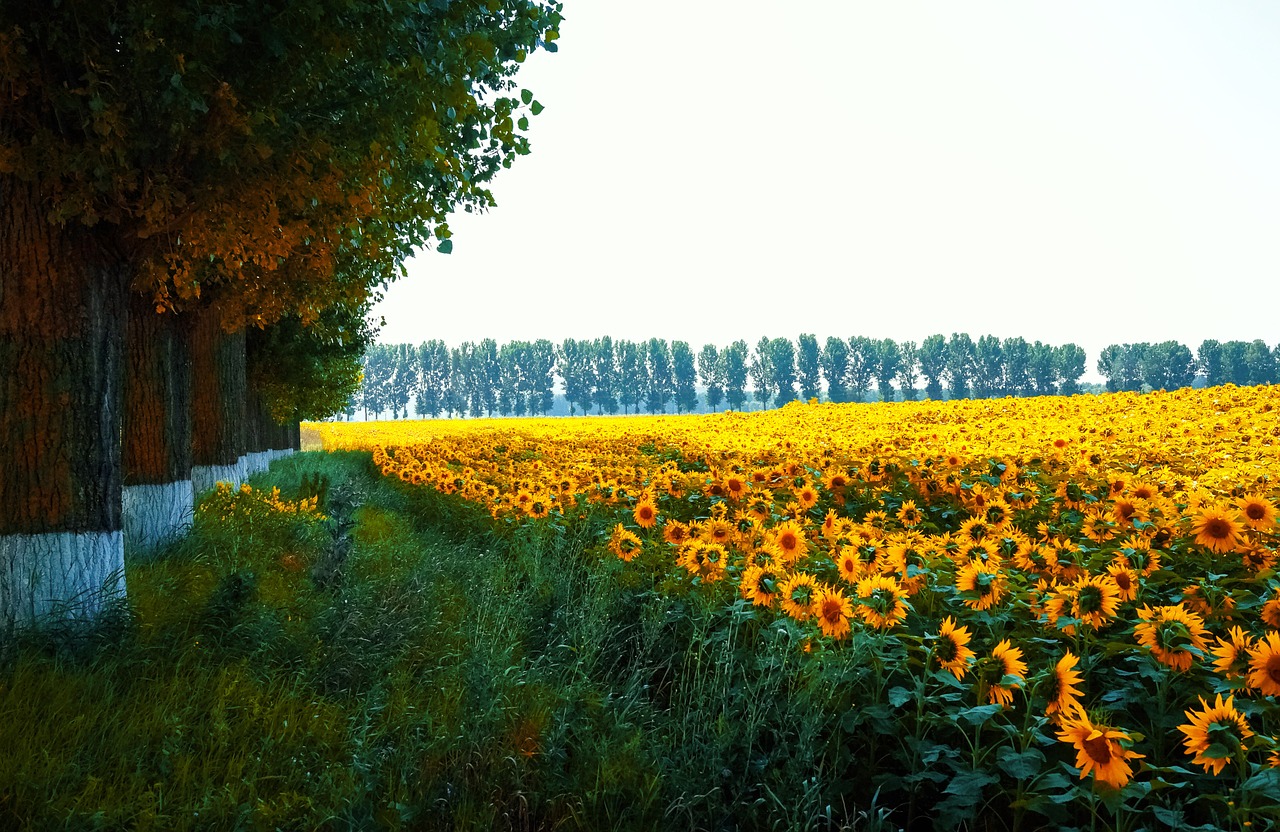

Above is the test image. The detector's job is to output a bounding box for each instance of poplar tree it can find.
[796,333,822,402]
[698,344,724,412]
[722,341,749,411]
[0,0,561,627]
[820,337,851,403]
[917,335,947,401]
[671,341,699,414]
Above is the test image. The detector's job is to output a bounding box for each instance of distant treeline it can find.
[342,335,1277,420]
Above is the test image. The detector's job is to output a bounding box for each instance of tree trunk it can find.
[0,176,127,629]
[122,296,194,554]
[189,308,247,494]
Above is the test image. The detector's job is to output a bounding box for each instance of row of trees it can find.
[1,1,562,628]
[350,334,1095,419]
[1097,340,1280,392]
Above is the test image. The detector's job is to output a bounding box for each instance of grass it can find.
[0,453,900,831]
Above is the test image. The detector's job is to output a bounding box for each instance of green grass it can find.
[0,453,900,831]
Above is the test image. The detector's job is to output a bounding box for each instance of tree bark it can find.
[122,295,194,553]
[0,176,127,628]
[189,308,247,493]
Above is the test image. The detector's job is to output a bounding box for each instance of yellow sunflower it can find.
[955,560,1006,612]
[740,563,783,608]
[1190,503,1244,554]
[1236,494,1277,531]
[1134,604,1211,672]
[1261,588,1280,630]
[813,584,854,640]
[663,520,691,546]
[608,524,643,562]
[1211,626,1254,680]
[982,640,1028,707]
[778,572,819,621]
[933,616,975,680]
[855,574,910,630]
[1248,631,1280,697]
[1070,574,1122,630]
[632,496,658,529]
[835,545,867,586]
[896,500,923,528]
[769,520,808,563]
[1105,564,1141,602]
[1056,710,1144,790]
[1177,694,1253,776]
[1044,652,1085,721]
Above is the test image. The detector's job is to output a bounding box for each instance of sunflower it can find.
[1247,631,1280,697]
[1240,540,1277,574]
[724,474,749,501]
[701,517,734,547]
[740,563,783,607]
[1056,710,1143,790]
[745,496,772,523]
[813,585,854,639]
[1177,694,1253,776]
[1211,626,1255,680]
[1261,588,1280,630]
[1134,604,1211,672]
[769,520,808,563]
[822,469,851,493]
[957,516,992,543]
[896,500,923,527]
[1081,509,1115,544]
[955,560,1006,612]
[633,497,658,529]
[982,640,1028,707]
[527,496,552,519]
[1237,494,1277,531]
[1070,574,1122,630]
[1044,652,1085,721]
[855,574,910,630]
[956,538,1001,568]
[933,616,975,680]
[984,499,1013,528]
[1105,564,1141,602]
[794,482,820,511]
[677,540,728,582]
[778,572,819,621]
[608,524,643,562]
[1190,503,1244,554]
[835,545,867,586]
[663,520,691,546]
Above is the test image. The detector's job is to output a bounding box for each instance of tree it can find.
[945,333,976,400]
[1244,340,1276,386]
[1028,341,1058,396]
[897,340,919,401]
[820,337,851,403]
[1220,341,1250,386]
[616,341,644,415]
[671,341,699,414]
[722,341,749,411]
[644,338,673,415]
[557,338,593,416]
[1097,344,1147,393]
[528,340,557,416]
[698,344,725,412]
[917,335,948,401]
[1001,337,1032,397]
[1055,344,1087,396]
[1198,340,1225,387]
[770,338,799,405]
[846,336,877,403]
[0,0,561,627]
[749,337,774,410]
[874,339,901,403]
[591,337,619,415]
[1141,341,1196,391]
[796,334,822,402]
[973,336,1005,398]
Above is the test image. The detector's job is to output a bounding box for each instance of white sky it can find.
[375,2,1280,382]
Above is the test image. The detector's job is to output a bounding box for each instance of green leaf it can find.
[887,686,913,708]
[944,770,998,802]
[521,88,533,104]
[996,747,1045,780]
[436,239,453,254]
[517,116,529,131]
[955,703,1003,726]
[530,100,544,116]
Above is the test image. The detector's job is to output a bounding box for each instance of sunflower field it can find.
[312,384,1280,829]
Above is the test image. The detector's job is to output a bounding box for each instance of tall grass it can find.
[1,452,901,831]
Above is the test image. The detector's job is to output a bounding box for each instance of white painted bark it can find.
[191,458,249,494]
[1,531,126,629]
[122,480,194,553]
[244,451,272,476]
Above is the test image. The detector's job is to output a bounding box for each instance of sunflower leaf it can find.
[996,747,1045,780]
